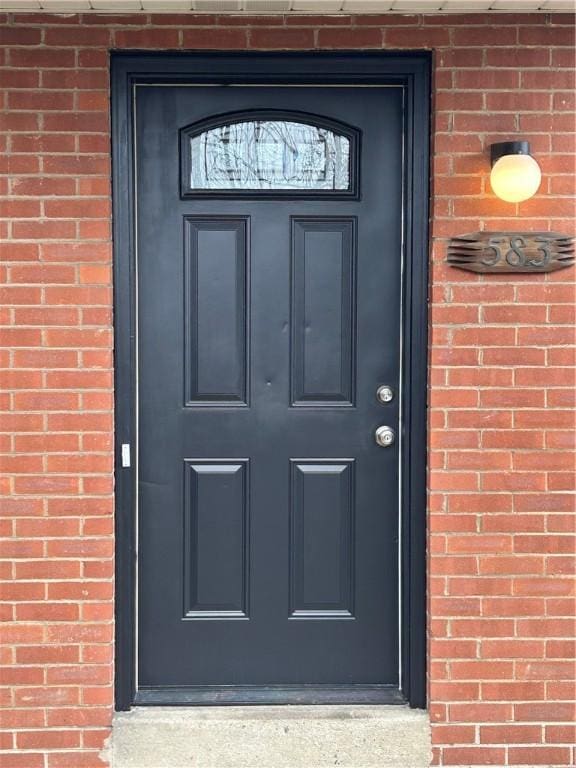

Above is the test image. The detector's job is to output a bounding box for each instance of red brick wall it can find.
[0,11,574,768]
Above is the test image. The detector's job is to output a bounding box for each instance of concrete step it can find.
[107,705,431,768]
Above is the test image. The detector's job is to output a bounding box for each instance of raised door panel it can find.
[291,218,356,407]
[183,460,249,618]
[289,460,355,618]
[184,217,249,406]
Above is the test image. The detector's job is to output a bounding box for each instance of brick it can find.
[10,177,76,197]
[14,307,79,326]
[45,371,113,389]
[43,112,110,133]
[114,28,180,47]
[545,725,576,743]
[487,91,551,112]
[480,724,542,744]
[13,475,79,495]
[9,48,76,68]
[545,557,575,576]
[546,681,576,700]
[42,69,109,89]
[430,681,480,701]
[318,28,383,47]
[448,411,512,429]
[483,681,545,700]
[431,724,476,744]
[0,666,44,685]
[43,155,110,176]
[44,287,111,306]
[515,410,573,429]
[482,514,544,533]
[451,619,515,638]
[485,47,550,67]
[13,392,79,411]
[385,27,449,48]
[519,25,575,45]
[9,264,76,284]
[44,200,111,220]
[518,619,575,638]
[16,646,79,665]
[45,707,111,728]
[0,200,41,219]
[181,28,248,48]
[0,710,45,729]
[447,368,512,387]
[0,27,42,45]
[515,535,575,555]
[0,538,43,558]
[449,702,512,723]
[44,27,111,46]
[14,686,79,707]
[40,243,109,265]
[0,582,44,601]
[17,730,80,750]
[0,328,41,347]
[47,750,109,767]
[446,535,512,555]
[0,370,43,389]
[16,603,79,622]
[216,14,280,27]
[11,220,76,240]
[430,556,478,576]
[0,754,44,768]
[250,28,315,49]
[44,328,112,348]
[516,660,576,680]
[442,747,506,765]
[13,349,78,368]
[447,452,510,471]
[482,430,544,449]
[46,664,111,685]
[547,512,576,531]
[508,747,572,765]
[8,91,74,111]
[481,640,544,659]
[450,661,514,680]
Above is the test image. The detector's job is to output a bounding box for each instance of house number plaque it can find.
[448,232,574,273]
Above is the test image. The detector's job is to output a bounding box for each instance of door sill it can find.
[134,684,405,706]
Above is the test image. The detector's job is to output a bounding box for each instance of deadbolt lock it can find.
[376,385,394,404]
[375,426,395,447]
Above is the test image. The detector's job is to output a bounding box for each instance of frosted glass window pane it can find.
[189,120,350,191]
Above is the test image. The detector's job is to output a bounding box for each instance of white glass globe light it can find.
[490,153,542,203]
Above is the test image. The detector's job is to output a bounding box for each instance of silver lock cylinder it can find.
[376,385,394,403]
[375,425,395,447]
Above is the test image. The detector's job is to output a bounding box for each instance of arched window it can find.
[180,111,359,198]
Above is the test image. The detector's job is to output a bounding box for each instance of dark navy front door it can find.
[136,82,404,703]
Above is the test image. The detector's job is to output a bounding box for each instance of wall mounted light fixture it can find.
[490,141,542,203]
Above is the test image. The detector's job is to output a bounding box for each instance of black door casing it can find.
[112,53,430,710]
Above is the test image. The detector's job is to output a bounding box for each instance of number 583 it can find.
[482,236,551,268]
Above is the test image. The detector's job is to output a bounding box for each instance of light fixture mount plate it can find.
[490,141,530,165]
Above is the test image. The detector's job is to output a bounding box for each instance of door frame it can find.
[111,51,430,711]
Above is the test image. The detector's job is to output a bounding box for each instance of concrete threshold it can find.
[108,705,431,768]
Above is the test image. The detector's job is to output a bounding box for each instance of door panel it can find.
[291,218,356,406]
[289,460,355,618]
[136,83,404,698]
[184,217,249,406]
[183,459,249,618]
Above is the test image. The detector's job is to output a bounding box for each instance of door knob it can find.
[375,426,395,447]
